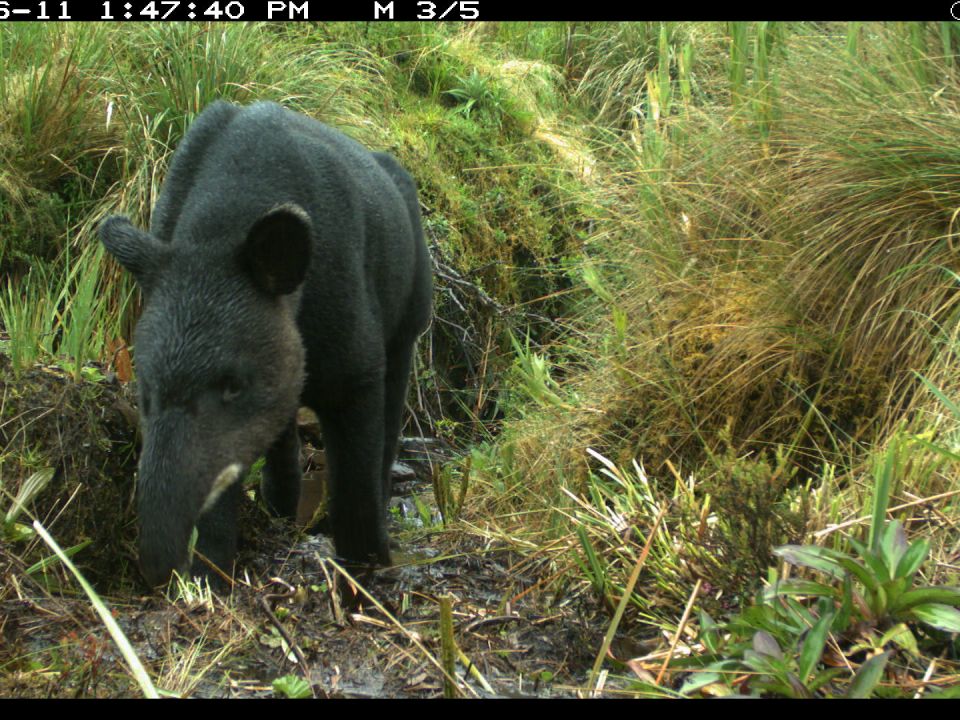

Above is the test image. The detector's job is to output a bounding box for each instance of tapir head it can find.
[99,205,312,587]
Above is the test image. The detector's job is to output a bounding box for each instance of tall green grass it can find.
[0,24,112,187]
[56,242,110,381]
[0,265,54,375]
[0,241,117,380]
[479,22,960,635]
[111,23,268,145]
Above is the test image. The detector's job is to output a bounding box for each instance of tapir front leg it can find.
[261,417,302,519]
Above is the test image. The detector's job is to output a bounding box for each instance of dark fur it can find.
[100,101,432,587]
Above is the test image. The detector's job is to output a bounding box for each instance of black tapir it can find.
[99,101,432,587]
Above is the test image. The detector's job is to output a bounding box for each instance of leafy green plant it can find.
[445,68,515,126]
[507,332,569,411]
[680,582,900,697]
[773,520,960,635]
[680,600,844,698]
[272,674,311,699]
[445,69,493,116]
[775,435,960,637]
[412,492,441,529]
[680,437,960,698]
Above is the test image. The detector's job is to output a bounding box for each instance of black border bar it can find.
[1,1,958,22]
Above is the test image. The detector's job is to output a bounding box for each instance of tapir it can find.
[99,101,432,587]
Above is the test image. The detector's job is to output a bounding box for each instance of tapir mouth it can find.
[139,461,245,587]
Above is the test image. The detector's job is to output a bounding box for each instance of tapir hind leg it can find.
[316,381,389,565]
[381,342,415,510]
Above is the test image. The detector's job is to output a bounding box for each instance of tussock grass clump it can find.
[108,23,268,145]
[0,25,121,262]
[772,40,960,436]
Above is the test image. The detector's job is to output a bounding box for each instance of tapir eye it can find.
[219,376,244,403]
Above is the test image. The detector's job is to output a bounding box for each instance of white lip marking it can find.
[201,463,243,513]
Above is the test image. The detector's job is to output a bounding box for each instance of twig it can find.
[191,549,236,588]
[913,652,943,699]
[258,594,315,697]
[325,557,478,698]
[813,488,960,539]
[655,579,702,686]
[317,559,344,625]
[586,501,669,696]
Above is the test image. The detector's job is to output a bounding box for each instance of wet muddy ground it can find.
[0,358,616,698]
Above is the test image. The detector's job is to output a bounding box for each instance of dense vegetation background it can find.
[2,21,960,697]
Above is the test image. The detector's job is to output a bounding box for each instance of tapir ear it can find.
[240,204,312,296]
[99,216,165,289]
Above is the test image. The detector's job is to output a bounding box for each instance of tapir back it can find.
[152,101,429,385]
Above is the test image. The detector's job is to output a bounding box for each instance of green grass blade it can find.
[914,372,960,421]
[32,520,160,698]
[893,586,960,611]
[907,603,960,632]
[870,438,898,552]
[798,610,833,683]
[25,539,91,574]
[894,538,929,580]
[846,651,890,698]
